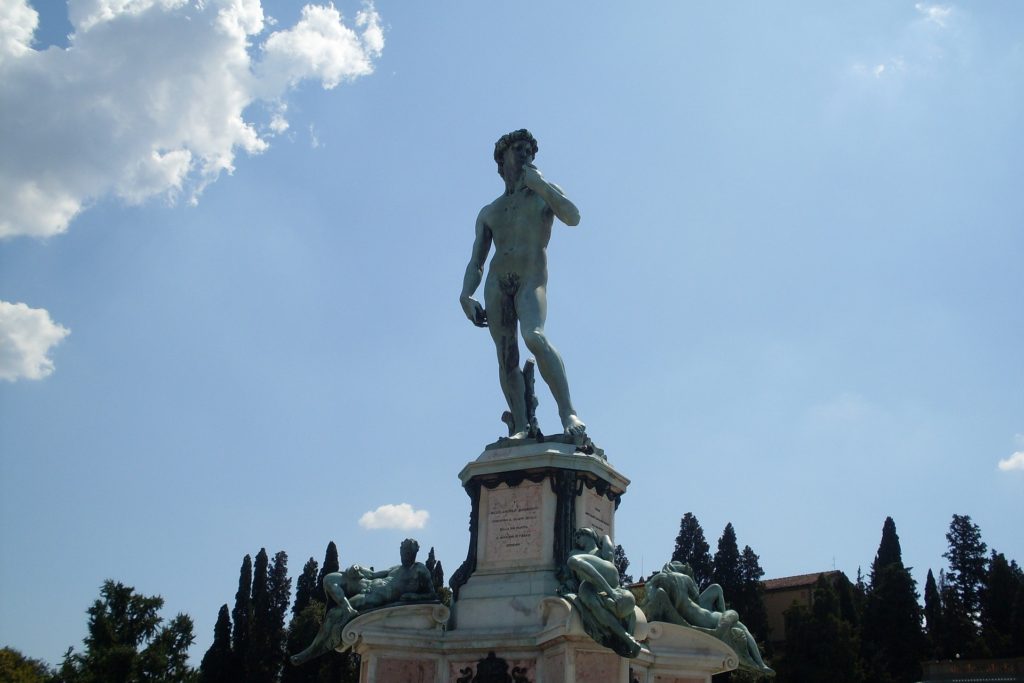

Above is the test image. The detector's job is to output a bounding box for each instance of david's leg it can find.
[518,285,585,435]
[485,282,528,436]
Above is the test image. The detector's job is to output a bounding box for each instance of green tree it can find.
[56,580,196,683]
[860,517,925,683]
[940,514,988,657]
[613,544,633,585]
[776,575,865,683]
[943,514,988,622]
[737,545,769,643]
[712,523,742,609]
[198,605,233,683]
[315,542,339,601]
[246,548,283,683]
[231,554,252,680]
[834,572,860,629]
[923,569,943,658]
[672,512,713,589]
[0,646,53,682]
[981,551,1024,657]
[292,558,319,619]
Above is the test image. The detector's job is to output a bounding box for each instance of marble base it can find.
[336,442,737,682]
[343,601,736,682]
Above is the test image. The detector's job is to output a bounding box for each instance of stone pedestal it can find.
[344,442,737,682]
[449,442,628,634]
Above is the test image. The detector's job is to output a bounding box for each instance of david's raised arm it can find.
[522,164,580,226]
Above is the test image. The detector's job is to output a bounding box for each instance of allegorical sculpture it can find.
[642,561,774,676]
[560,528,643,658]
[290,538,438,665]
[460,129,586,441]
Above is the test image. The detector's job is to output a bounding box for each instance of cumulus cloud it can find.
[0,301,71,381]
[997,452,1024,472]
[0,0,384,239]
[0,0,38,61]
[358,503,429,530]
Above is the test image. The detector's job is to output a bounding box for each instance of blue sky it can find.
[1,0,1022,666]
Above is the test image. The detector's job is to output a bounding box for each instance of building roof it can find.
[762,570,841,592]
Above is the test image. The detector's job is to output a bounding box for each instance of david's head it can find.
[494,129,538,180]
[400,538,419,567]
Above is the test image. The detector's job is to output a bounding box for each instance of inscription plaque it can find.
[579,486,613,540]
[483,481,544,564]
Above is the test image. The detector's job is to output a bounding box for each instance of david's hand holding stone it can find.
[460,295,487,328]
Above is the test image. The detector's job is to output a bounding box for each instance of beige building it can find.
[761,570,843,646]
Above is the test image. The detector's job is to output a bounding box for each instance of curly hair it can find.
[493,129,538,177]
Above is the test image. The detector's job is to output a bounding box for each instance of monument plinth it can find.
[342,441,738,683]
[450,443,628,632]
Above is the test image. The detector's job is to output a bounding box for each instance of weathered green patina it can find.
[460,129,586,441]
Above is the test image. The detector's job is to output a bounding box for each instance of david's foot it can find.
[509,430,529,440]
[562,413,586,436]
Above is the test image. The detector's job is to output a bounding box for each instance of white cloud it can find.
[915,3,952,28]
[0,301,71,381]
[997,452,1024,472]
[0,0,39,62]
[258,2,382,93]
[358,503,429,530]
[0,0,383,239]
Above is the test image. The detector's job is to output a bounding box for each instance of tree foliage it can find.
[712,523,743,609]
[861,517,925,683]
[292,558,319,619]
[737,545,769,643]
[923,569,942,657]
[613,544,634,585]
[0,646,53,682]
[943,514,988,621]
[672,512,713,589]
[55,580,196,683]
[231,554,252,677]
[198,605,233,683]
[775,575,865,683]
[980,551,1024,657]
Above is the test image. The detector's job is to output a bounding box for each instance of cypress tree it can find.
[199,605,233,683]
[316,542,340,600]
[248,548,273,683]
[923,569,943,658]
[231,554,253,679]
[266,551,292,681]
[293,558,319,618]
[737,545,769,643]
[870,517,902,583]
[613,545,633,585]
[861,517,925,683]
[283,602,322,683]
[712,523,742,608]
[672,513,713,589]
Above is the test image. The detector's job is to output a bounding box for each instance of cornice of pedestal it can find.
[459,441,630,494]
